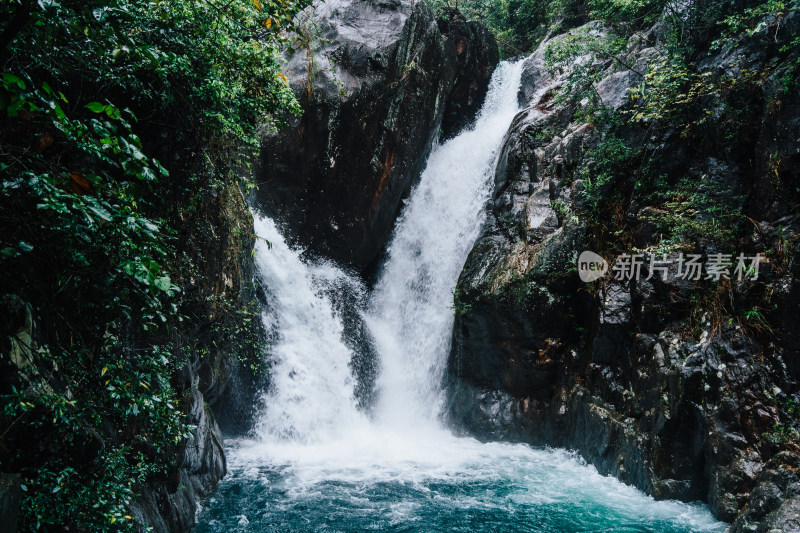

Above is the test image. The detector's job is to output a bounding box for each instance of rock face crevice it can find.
[447,18,800,530]
[255,0,499,271]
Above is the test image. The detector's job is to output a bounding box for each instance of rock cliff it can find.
[448,15,800,529]
[255,0,499,270]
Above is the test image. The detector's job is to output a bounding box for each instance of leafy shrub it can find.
[0,0,310,529]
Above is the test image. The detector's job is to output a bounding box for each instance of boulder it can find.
[255,0,498,270]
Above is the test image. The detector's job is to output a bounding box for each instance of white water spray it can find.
[251,215,367,442]
[366,60,525,426]
[253,60,524,441]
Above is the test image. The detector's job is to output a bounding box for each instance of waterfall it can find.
[198,61,724,533]
[251,60,524,441]
[366,60,525,425]
[251,215,368,442]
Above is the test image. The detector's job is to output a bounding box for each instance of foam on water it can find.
[203,426,723,532]
[197,61,726,532]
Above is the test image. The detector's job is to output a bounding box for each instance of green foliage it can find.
[4,344,189,530]
[588,0,666,24]
[206,298,269,375]
[642,176,745,249]
[0,0,310,529]
[426,0,589,57]
[628,55,716,125]
[716,0,798,38]
[714,0,800,91]
[550,199,570,223]
[765,423,800,447]
[452,286,475,316]
[774,397,800,443]
[543,0,791,253]
[581,131,640,210]
[2,0,305,146]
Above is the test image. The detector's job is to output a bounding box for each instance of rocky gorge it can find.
[195,1,799,530]
[2,0,799,530]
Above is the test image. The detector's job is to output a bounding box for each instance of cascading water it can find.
[197,62,725,532]
[249,215,368,443]
[366,61,525,426]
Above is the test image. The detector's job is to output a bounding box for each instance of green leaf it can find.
[129,146,146,161]
[6,98,24,118]
[86,102,106,113]
[144,259,159,274]
[152,158,169,177]
[52,102,66,120]
[104,105,121,119]
[138,167,157,181]
[18,241,34,252]
[2,73,26,90]
[133,265,151,285]
[154,276,172,292]
[88,205,112,222]
[141,220,159,233]
[120,261,135,277]
[1,247,20,258]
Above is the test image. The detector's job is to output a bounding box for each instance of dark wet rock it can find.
[591,282,632,364]
[0,294,34,379]
[453,221,589,402]
[0,474,20,533]
[255,0,498,270]
[731,452,800,533]
[437,8,500,139]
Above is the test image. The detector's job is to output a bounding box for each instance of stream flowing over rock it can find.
[254,0,499,270]
[197,58,725,533]
[116,5,797,532]
[446,18,800,530]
